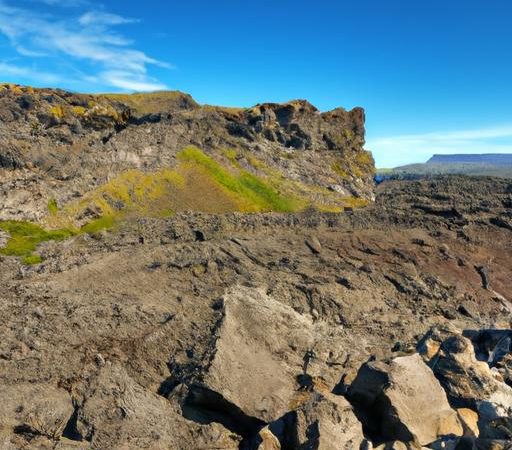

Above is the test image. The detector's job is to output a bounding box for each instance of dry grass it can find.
[101,91,196,115]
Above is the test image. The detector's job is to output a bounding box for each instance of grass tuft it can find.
[48,198,59,216]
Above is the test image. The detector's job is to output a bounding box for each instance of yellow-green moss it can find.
[332,151,375,179]
[178,146,302,212]
[50,105,65,119]
[48,198,58,216]
[72,105,87,116]
[80,216,117,234]
[246,153,266,171]
[221,148,240,167]
[0,221,75,264]
[332,160,350,178]
[342,196,370,208]
[38,146,373,245]
[23,254,43,265]
[0,83,24,94]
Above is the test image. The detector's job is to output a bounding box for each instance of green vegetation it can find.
[72,105,87,116]
[0,146,371,264]
[221,148,240,167]
[178,146,302,212]
[0,221,75,265]
[50,105,65,119]
[45,145,368,231]
[332,160,350,178]
[23,254,43,265]
[332,151,375,179]
[355,151,375,171]
[80,216,117,234]
[47,198,59,216]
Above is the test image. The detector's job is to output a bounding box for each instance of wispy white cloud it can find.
[0,62,61,83]
[101,70,167,91]
[78,11,138,27]
[368,125,512,168]
[0,1,169,91]
[28,0,88,8]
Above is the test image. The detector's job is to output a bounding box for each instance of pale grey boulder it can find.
[348,354,463,445]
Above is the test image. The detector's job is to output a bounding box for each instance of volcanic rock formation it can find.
[0,83,511,449]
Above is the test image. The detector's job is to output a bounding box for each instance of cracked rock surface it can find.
[0,176,511,448]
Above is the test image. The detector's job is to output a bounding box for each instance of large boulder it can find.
[418,328,512,436]
[419,331,505,407]
[348,353,463,445]
[252,391,367,450]
[170,286,362,442]
[0,383,73,440]
[74,362,241,449]
[192,286,315,423]
[465,330,512,386]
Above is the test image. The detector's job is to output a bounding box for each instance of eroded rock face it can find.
[0,85,374,221]
[258,392,367,450]
[348,354,463,445]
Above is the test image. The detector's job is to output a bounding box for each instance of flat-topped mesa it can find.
[428,153,512,165]
[0,84,375,222]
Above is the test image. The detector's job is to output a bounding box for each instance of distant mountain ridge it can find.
[428,153,512,165]
[377,153,512,181]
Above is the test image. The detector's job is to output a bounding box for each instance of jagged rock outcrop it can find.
[0,84,374,221]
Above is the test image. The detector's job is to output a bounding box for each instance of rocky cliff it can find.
[0,83,374,226]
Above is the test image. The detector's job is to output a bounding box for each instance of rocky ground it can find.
[0,175,511,449]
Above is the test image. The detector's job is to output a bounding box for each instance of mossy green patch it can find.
[80,216,117,234]
[332,151,375,179]
[48,198,59,216]
[50,105,65,119]
[332,160,350,178]
[23,254,43,265]
[39,146,370,243]
[178,146,302,212]
[0,220,75,264]
[221,148,240,167]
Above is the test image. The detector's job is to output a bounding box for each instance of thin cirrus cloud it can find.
[0,62,62,84]
[0,0,169,91]
[78,11,139,27]
[30,0,88,6]
[368,125,512,168]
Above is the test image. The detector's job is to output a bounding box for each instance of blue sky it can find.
[0,0,511,167]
